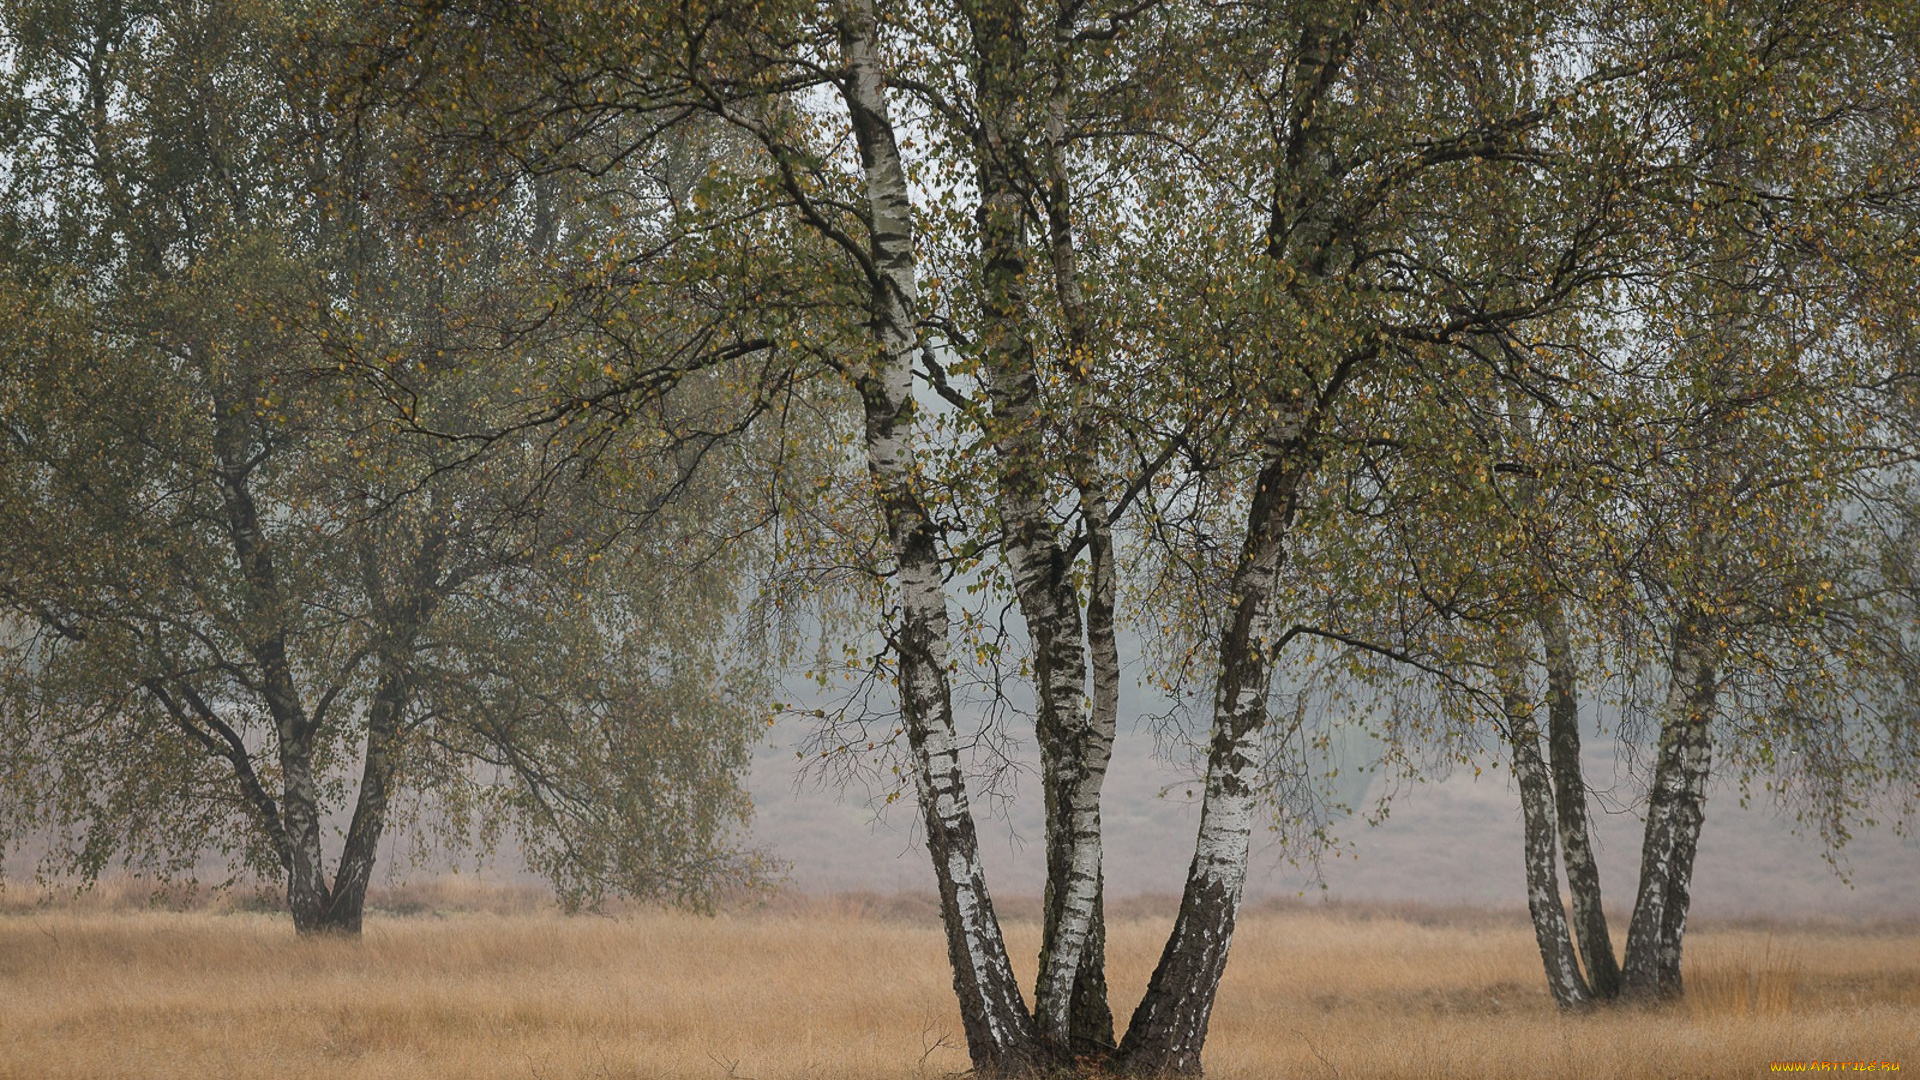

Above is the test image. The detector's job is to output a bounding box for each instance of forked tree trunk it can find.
[1620,615,1716,1000]
[215,420,445,936]
[1497,632,1591,1009]
[1537,602,1621,999]
[212,403,336,935]
[1117,424,1317,1076]
[1495,376,1621,1003]
[967,0,1113,1056]
[838,4,1039,1069]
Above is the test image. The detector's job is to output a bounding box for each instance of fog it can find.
[749,710,1920,920]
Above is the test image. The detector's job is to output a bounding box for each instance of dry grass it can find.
[1,886,1914,1080]
[0,873,557,918]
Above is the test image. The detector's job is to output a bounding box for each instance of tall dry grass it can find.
[0,886,1913,1079]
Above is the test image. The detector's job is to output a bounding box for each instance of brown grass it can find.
[1,886,1914,1079]
[0,873,557,918]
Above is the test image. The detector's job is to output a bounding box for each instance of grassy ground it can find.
[0,884,1913,1079]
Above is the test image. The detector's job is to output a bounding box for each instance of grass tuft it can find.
[1687,939,1803,1020]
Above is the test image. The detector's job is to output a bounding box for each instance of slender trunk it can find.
[1035,659,1112,1057]
[1114,725,1260,1076]
[323,522,447,934]
[1621,231,1743,1002]
[1620,614,1716,1000]
[257,617,328,935]
[321,665,404,934]
[839,5,1037,1068]
[1070,875,1114,1055]
[1112,18,1368,1030]
[1536,602,1621,999]
[1067,501,1121,1056]
[1657,707,1711,977]
[211,401,333,934]
[965,0,1112,1055]
[1495,369,1620,1001]
[1046,23,1119,1052]
[1117,424,1316,1076]
[1497,632,1591,1009]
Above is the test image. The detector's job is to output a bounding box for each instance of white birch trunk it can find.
[837,4,1038,1067]
[1497,632,1592,1009]
[1621,614,1716,999]
[1536,602,1622,998]
[1117,415,1315,1075]
[965,0,1112,1050]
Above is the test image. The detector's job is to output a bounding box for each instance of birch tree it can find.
[1273,0,1920,1005]
[0,0,772,931]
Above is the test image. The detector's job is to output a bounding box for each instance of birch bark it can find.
[1489,388,1612,999]
[1067,497,1121,1053]
[1046,13,1119,1051]
[1620,613,1716,999]
[1536,601,1622,998]
[1115,13,1370,1066]
[1116,417,1317,1076]
[1494,381,1622,1000]
[964,0,1113,1052]
[837,3,1039,1067]
[1497,630,1592,1009]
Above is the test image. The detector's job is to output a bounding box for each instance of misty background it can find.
[750,713,1920,921]
[8,623,1914,920]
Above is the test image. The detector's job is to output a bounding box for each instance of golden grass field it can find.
[0,881,1914,1080]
